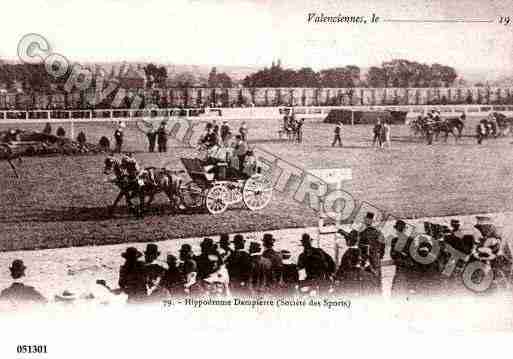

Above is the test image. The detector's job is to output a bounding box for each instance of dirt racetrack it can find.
[1,117,513,252]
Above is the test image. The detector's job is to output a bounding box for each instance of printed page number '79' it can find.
[498,16,511,25]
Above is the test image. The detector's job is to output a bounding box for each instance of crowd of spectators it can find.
[1,212,512,308]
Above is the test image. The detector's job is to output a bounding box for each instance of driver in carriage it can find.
[471,216,513,286]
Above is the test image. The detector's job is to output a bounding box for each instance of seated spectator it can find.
[118,247,147,304]
[0,259,47,305]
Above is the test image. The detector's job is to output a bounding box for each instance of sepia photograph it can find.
[0,0,513,357]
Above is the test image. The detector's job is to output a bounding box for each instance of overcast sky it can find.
[0,0,511,72]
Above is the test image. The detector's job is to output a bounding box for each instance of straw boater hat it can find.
[54,290,78,303]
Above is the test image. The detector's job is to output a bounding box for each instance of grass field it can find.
[1,116,513,252]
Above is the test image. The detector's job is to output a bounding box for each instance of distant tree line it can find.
[243,59,458,88]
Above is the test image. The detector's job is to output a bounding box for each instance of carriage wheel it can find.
[180,181,205,210]
[242,175,273,211]
[205,184,229,215]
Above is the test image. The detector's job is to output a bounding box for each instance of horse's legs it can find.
[110,190,126,214]
[6,159,19,178]
[146,192,155,208]
[136,190,145,218]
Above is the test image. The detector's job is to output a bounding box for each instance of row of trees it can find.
[367,60,458,88]
[243,59,458,88]
[0,59,460,91]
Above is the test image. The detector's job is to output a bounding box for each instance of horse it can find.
[418,116,461,144]
[103,156,144,216]
[493,112,513,136]
[444,116,465,138]
[103,155,185,217]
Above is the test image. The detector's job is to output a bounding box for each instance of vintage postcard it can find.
[1,0,513,357]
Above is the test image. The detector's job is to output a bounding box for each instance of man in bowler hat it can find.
[358,212,386,294]
[248,241,272,293]
[226,234,252,293]
[118,247,147,303]
[0,260,47,304]
[143,243,166,292]
[262,233,283,286]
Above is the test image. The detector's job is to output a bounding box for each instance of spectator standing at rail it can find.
[195,238,219,280]
[160,254,184,296]
[296,118,304,143]
[0,260,47,305]
[218,234,233,262]
[220,121,231,146]
[114,122,124,153]
[372,119,383,148]
[383,121,392,149]
[226,234,252,294]
[143,243,166,293]
[118,247,147,304]
[279,250,299,295]
[43,122,52,135]
[358,212,385,294]
[157,120,168,152]
[335,229,362,296]
[146,125,157,153]
[262,233,283,286]
[239,121,248,141]
[390,220,415,297]
[249,241,272,294]
[332,121,343,147]
[297,233,335,293]
[476,119,487,144]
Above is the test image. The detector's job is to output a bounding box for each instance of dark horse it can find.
[493,112,513,136]
[103,155,185,217]
[422,116,464,144]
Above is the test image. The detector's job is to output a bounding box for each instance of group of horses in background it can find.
[409,111,513,144]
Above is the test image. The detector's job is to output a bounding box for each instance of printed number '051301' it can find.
[17,345,47,354]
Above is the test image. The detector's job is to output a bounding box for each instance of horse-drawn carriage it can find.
[179,156,273,215]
